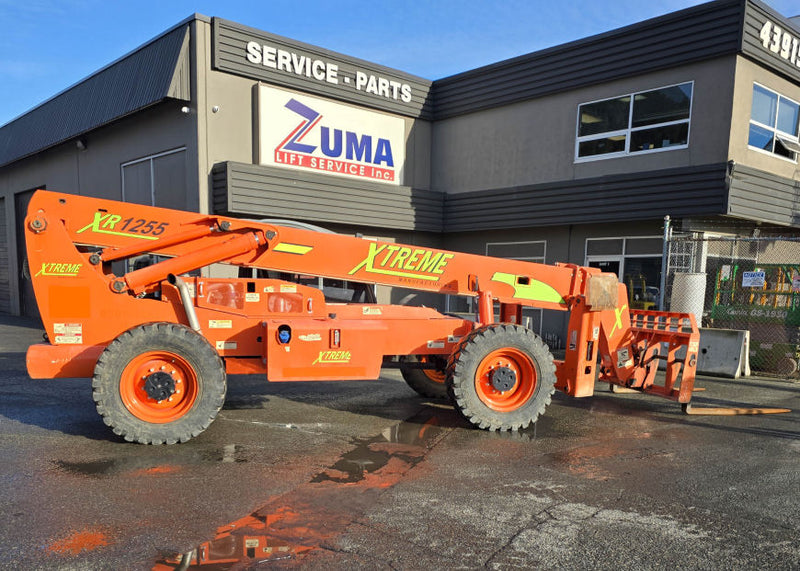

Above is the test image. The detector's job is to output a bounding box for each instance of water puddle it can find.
[153,409,448,569]
[311,410,447,484]
[152,509,324,569]
[54,445,247,478]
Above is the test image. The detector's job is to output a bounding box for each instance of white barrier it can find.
[696,327,751,378]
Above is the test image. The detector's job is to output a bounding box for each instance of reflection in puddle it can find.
[311,412,446,484]
[153,410,448,569]
[153,510,321,569]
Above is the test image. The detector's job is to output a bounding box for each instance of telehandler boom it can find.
[25,190,701,444]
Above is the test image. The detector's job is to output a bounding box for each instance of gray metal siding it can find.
[728,163,800,226]
[432,0,744,120]
[0,198,9,313]
[742,0,800,85]
[0,25,191,168]
[212,19,433,119]
[168,26,192,101]
[444,164,729,232]
[213,162,443,232]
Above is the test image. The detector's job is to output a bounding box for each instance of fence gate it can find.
[665,234,800,376]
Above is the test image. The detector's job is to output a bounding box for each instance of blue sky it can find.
[0,0,797,127]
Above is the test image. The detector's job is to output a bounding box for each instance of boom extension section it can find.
[25,190,700,444]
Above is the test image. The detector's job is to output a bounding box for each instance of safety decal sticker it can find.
[209,320,233,329]
[617,348,633,369]
[54,323,83,344]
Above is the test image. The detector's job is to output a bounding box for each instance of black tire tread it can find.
[400,355,449,399]
[446,324,556,431]
[92,323,226,445]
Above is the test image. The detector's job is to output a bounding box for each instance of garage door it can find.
[0,197,9,313]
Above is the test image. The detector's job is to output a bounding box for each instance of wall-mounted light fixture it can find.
[76,137,87,151]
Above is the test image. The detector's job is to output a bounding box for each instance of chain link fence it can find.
[664,233,800,377]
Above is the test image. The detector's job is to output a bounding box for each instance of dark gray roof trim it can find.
[742,0,800,85]
[213,18,433,119]
[432,0,744,120]
[728,163,800,226]
[0,24,192,168]
[443,164,729,232]
[213,161,443,232]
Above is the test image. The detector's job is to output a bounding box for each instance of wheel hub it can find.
[143,371,176,401]
[490,366,517,392]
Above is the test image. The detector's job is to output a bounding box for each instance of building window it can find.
[121,148,187,271]
[585,236,663,310]
[748,84,800,161]
[486,240,546,264]
[576,82,693,161]
[121,148,187,208]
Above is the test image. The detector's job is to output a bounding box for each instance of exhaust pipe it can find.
[167,273,201,333]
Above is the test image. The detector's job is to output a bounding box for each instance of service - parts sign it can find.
[258,85,405,185]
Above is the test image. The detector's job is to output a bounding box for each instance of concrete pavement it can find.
[1,314,798,569]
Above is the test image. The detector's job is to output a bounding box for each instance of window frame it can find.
[121,147,187,205]
[584,235,664,279]
[747,82,800,163]
[575,81,694,163]
[485,240,547,264]
[120,147,187,273]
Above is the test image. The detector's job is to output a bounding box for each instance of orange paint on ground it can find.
[48,529,110,555]
[130,465,183,476]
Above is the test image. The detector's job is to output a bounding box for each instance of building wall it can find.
[6,3,800,317]
[0,101,198,314]
[432,57,737,194]
[194,17,433,211]
[729,55,800,181]
[0,102,197,202]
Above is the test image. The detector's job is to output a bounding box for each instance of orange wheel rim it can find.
[474,348,536,412]
[420,356,446,385]
[119,351,198,423]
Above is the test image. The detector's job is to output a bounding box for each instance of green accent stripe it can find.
[491,272,566,305]
[91,228,158,241]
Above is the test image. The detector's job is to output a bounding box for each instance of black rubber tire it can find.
[400,355,449,399]
[446,324,556,431]
[92,323,226,445]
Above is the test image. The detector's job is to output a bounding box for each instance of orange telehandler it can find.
[24,189,702,444]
